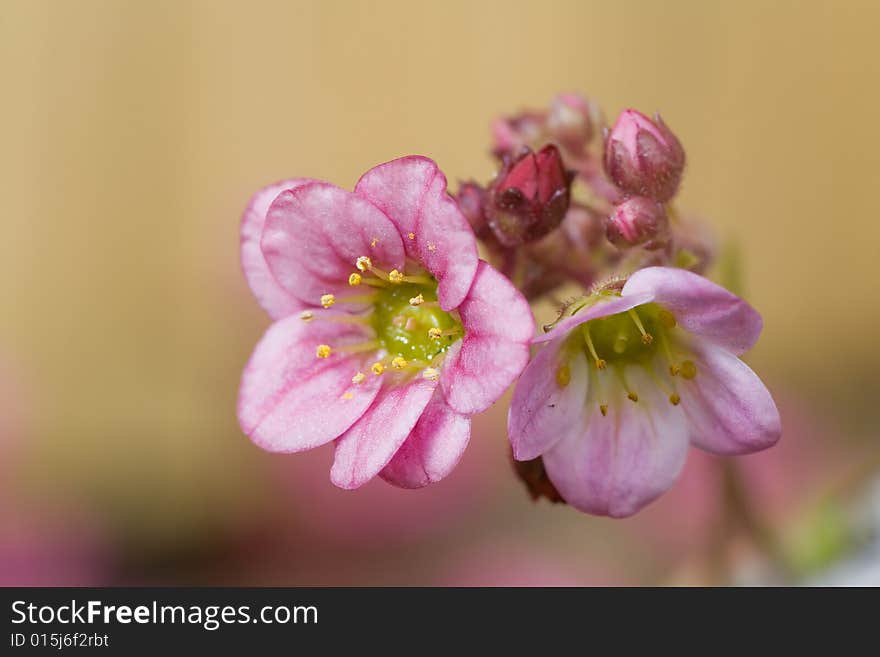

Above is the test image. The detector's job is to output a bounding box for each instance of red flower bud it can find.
[604,109,685,202]
[606,196,669,249]
[486,145,573,247]
[546,93,596,153]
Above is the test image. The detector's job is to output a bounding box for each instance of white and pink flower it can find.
[508,266,781,517]
[238,157,534,489]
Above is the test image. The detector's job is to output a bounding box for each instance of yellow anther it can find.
[370,238,378,248]
[658,309,677,329]
[391,356,408,370]
[409,293,425,306]
[428,327,443,340]
[628,308,653,344]
[351,372,366,385]
[316,344,332,358]
[356,256,372,272]
[627,392,639,403]
[595,358,607,370]
[669,392,681,406]
[669,364,681,376]
[341,392,354,400]
[371,362,385,375]
[389,269,404,283]
[427,243,437,252]
[299,310,314,322]
[680,360,697,380]
[321,293,335,308]
[348,273,362,286]
[556,364,571,388]
[407,232,416,240]
[599,404,608,416]
[584,326,606,370]
[423,367,440,381]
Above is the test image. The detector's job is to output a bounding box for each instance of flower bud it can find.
[512,455,565,504]
[604,109,685,202]
[490,111,546,159]
[455,181,492,240]
[606,196,669,249]
[486,144,573,247]
[546,93,595,153]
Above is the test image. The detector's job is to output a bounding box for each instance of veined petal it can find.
[623,266,762,355]
[508,340,589,461]
[679,339,782,455]
[237,314,381,453]
[354,156,479,310]
[533,292,653,344]
[542,368,690,518]
[379,389,471,489]
[240,178,314,319]
[331,376,438,489]
[262,183,406,308]
[441,261,534,415]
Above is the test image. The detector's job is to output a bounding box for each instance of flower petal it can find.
[240,178,314,319]
[262,182,406,308]
[331,376,438,489]
[623,266,762,355]
[379,390,471,489]
[354,156,479,310]
[542,367,690,517]
[441,261,533,415]
[237,314,381,453]
[533,292,653,344]
[508,341,590,461]
[678,339,782,455]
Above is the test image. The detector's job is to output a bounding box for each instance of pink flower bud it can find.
[487,145,572,247]
[490,111,545,159]
[604,109,685,202]
[546,93,595,152]
[455,181,491,240]
[606,196,669,249]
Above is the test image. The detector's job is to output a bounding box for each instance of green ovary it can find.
[370,282,462,363]
[574,303,671,367]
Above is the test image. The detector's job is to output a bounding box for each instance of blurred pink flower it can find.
[509,267,781,517]
[239,156,533,490]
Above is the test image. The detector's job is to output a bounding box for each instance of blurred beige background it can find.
[1,0,878,568]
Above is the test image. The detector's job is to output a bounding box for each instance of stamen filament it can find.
[337,340,381,354]
[659,332,681,376]
[628,308,654,344]
[401,275,435,286]
[583,326,607,369]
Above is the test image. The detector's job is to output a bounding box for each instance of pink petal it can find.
[331,376,438,489]
[623,266,762,355]
[508,341,589,461]
[542,368,690,517]
[533,292,653,344]
[240,178,314,319]
[379,390,471,489]
[238,314,381,453]
[354,156,479,310]
[262,183,406,308]
[441,261,533,415]
[679,339,782,455]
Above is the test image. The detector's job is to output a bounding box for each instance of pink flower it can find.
[508,266,781,518]
[238,156,534,489]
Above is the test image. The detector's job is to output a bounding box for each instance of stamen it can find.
[351,372,366,385]
[369,238,378,248]
[321,293,336,308]
[356,256,372,272]
[348,273,362,286]
[299,311,314,322]
[583,325,607,369]
[556,364,571,387]
[627,392,639,403]
[391,356,408,370]
[409,293,425,306]
[341,392,354,400]
[659,332,680,376]
[600,404,608,416]
[427,243,437,252]
[429,327,461,340]
[680,360,697,380]
[614,367,639,403]
[423,367,440,381]
[669,392,681,405]
[316,344,332,359]
[337,340,381,354]
[407,232,416,240]
[388,269,404,284]
[401,274,435,285]
[658,309,677,329]
[628,308,653,344]
[371,362,385,375]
